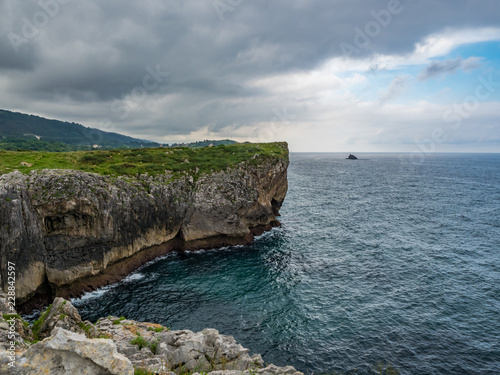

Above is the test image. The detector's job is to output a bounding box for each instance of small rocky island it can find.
[0,294,302,375]
[346,154,358,160]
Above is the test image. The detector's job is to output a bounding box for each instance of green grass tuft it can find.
[112,316,126,325]
[130,335,148,350]
[130,335,159,354]
[78,322,92,336]
[3,313,21,320]
[134,369,154,375]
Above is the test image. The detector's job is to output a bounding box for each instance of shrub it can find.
[32,304,52,340]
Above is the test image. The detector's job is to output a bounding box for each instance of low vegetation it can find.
[147,326,167,332]
[78,322,93,336]
[0,138,77,152]
[2,313,21,320]
[112,316,126,325]
[130,334,159,354]
[0,142,288,178]
[32,304,52,340]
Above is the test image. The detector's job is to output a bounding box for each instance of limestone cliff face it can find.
[0,150,288,309]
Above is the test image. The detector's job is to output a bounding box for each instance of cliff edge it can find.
[0,143,289,311]
[0,296,302,375]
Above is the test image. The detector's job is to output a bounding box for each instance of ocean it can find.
[73,153,500,375]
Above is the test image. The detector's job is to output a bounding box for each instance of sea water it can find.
[73,153,500,374]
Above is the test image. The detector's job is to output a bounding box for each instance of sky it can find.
[1,0,500,153]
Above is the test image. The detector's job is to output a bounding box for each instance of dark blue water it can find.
[73,153,500,375]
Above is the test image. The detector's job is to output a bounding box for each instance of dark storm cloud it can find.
[418,57,481,80]
[0,1,41,70]
[1,0,500,140]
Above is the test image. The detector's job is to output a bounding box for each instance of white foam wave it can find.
[71,285,113,304]
[122,272,145,282]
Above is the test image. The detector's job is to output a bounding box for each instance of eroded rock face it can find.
[0,149,288,307]
[182,158,288,244]
[0,172,47,304]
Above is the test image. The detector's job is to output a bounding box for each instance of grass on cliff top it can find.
[0,142,288,178]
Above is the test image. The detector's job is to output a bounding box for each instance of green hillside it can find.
[0,142,288,179]
[0,109,159,151]
[0,110,239,152]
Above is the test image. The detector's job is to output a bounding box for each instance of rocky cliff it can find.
[0,143,288,311]
[0,295,302,375]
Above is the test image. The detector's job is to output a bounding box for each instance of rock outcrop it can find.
[0,299,302,375]
[34,297,86,340]
[95,317,265,373]
[4,327,134,375]
[0,145,288,310]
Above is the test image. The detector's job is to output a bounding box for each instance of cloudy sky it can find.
[1,0,500,152]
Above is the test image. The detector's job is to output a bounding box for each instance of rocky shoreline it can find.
[0,144,288,312]
[0,295,302,375]
[0,143,293,373]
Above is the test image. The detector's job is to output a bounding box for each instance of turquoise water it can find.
[73,153,500,374]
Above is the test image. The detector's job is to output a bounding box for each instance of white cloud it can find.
[327,27,500,74]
